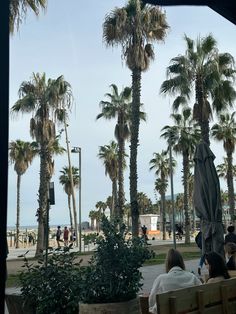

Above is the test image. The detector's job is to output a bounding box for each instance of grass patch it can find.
[144,251,201,266]
[6,274,20,288]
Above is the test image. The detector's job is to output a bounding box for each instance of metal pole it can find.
[79,148,82,252]
[169,144,176,249]
[45,200,50,267]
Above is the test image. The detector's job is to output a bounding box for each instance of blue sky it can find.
[8,1,236,227]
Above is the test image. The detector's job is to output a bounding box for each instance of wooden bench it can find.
[139,277,236,314]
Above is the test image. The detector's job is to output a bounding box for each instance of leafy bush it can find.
[80,216,153,304]
[19,248,82,314]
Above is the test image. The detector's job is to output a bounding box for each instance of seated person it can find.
[204,252,230,283]
[149,248,201,314]
[225,225,236,244]
[224,242,236,270]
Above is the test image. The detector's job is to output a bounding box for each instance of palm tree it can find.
[217,158,236,180]
[161,34,236,145]
[56,108,79,247]
[9,140,37,248]
[10,0,47,34]
[97,84,132,219]
[59,166,80,230]
[150,151,175,240]
[161,107,200,243]
[103,0,169,236]
[154,177,168,239]
[212,112,236,222]
[12,73,72,256]
[137,192,152,215]
[98,141,119,217]
[89,210,97,231]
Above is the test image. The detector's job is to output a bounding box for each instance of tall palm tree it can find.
[161,34,236,145]
[59,166,80,230]
[97,84,132,219]
[10,0,47,34]
[56,108,79,247]
[103,0,169,236]
[150,151,175,239]
[98,141,119,218]
[212,112,236,222]
[9,140,37,248]
[12,73,72,256]
[161,107,200,243]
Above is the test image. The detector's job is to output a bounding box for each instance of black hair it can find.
[205,252,230,280]
[227,226,235,233]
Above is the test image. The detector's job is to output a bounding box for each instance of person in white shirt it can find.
[149,248,202,314]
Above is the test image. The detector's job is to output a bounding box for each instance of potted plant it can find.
[79,216,153,314]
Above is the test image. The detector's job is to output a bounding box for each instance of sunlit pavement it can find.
[7,237,189,260]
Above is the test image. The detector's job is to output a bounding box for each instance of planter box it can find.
[5,288,34,314]
[79,298,141,314]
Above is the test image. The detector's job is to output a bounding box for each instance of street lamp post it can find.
[71,147,82,252]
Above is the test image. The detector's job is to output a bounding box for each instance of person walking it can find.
[56,226,62,248]
[63,226,69,247]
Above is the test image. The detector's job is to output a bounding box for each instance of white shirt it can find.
[149,266,202,314]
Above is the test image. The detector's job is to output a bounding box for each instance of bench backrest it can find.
[139,277,236,314]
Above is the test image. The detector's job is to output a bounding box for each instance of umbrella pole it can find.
[169,144,176,249]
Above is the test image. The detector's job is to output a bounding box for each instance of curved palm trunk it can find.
[118,136,125,221]
[183,152,190,244]
[35,147,50,257]
[227,152,235,222]
[195,77,210,145]
[112,179,118,218]
[68,194,73,230]
[130,68,141,237]
[15,174,21,249]
[161,192,166,240]
[64,121,78,247]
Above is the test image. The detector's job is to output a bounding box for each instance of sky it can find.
[8,0,236,227]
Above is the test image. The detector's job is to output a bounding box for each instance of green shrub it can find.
[80,216,153,304]
[19,248,82,314]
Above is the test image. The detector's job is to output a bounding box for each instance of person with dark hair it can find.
[225,225,236,244]
[205,252,230,283]
[56,226,62,248]
[224,242,236,270]
[149,249,201,313]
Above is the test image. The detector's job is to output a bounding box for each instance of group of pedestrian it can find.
[56,226,76,248]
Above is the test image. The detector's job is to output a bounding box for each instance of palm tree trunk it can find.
[64,121,78,247]
[130,68,141,237]
[68,195,73,230]
[15,174,21,249]
[161,192,166,240]
[195,76,210,145]
[118,136,125,220]
[183,152,190,244]
[35,147,50,257]
[227,151,235,222]
[112,179,118,218]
